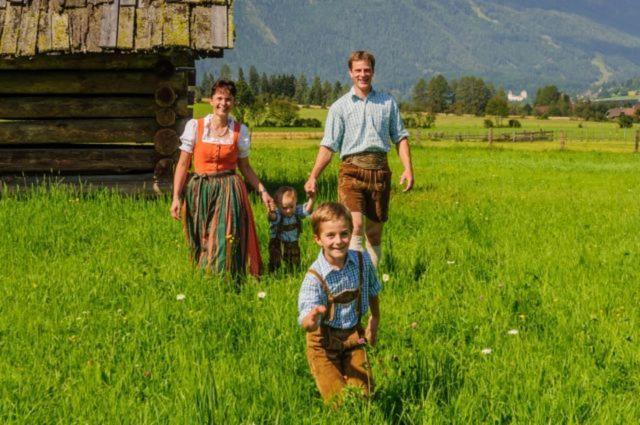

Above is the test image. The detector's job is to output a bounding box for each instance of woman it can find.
[170,79,273,277]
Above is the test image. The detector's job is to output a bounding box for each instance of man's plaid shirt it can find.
[321,86,409,159]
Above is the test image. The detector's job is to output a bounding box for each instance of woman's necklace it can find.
[210,119,229,138]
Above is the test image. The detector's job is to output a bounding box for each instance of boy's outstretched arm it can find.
[301,305,326,332]
[365,296,380,347]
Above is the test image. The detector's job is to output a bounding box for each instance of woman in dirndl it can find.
[170,79,274,277]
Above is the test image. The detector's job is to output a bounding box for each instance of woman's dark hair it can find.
[211,79,237,98]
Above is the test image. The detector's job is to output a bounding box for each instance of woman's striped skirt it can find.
[182,172,262,277]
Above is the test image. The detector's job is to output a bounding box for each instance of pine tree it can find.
[322,81,333,106]
[331,81,344,104]
[426,75,451,113]
[294,74,308,104]
[219,63,232,80]
[237,67,245,83]
[411,78,429,111]
[249,66,260,95]
[308,76,323,106]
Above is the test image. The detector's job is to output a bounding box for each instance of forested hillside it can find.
[197,0,640,96]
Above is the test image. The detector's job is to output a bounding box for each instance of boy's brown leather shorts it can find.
[306,325,373,402]
[338,159,391,223]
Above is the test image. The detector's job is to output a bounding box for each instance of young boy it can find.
[298,202,381,403]
[268,186,314,272]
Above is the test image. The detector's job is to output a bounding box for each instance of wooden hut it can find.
[0,0,233,192]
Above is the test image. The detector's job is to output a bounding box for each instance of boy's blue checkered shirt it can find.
[298,250,382,329]
[269,204,310,242]
[321,86,409,159]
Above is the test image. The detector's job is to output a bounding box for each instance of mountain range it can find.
[196,0,640,98]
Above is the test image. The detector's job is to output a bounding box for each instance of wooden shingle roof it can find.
[0,0,233,58]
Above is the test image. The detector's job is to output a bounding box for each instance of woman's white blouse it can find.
[179,115,250,158]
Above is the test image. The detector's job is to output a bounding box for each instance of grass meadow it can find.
[2,140,640,423]
[194,102,639,143]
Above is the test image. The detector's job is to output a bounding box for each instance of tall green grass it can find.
[2,144,640,423]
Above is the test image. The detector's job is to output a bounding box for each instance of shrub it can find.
[483,119,494,128]
[618,114,634,129]
[508,119,521,128]
[403,117,417,128]
[292,118,322,128]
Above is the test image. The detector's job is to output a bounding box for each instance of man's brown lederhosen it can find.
[268,218,302,271]
[305,251,373,402]
[338,152,392,223]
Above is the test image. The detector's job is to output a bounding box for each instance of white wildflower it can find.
[446,260,455,265]
[481,348,492,355]
[176,294,186,301]
[507,329,519,335]
[257,291,266,300]
[382,274,390,282]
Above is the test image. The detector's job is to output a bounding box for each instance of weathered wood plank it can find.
[133,3,150,49]
[226,0,233,48]
[148,2,163,47]
[85,2,104,52]
[163,2,189,46]
[0,9,5,48]
[16,0,40,56]
[0,3,21,55]
[211,4,228,48]
[68,6,90,51]
[0,146,157,173]
[99,0,119,48]
[191,6,211,50]
[51,10,71,51]
[116,3,134,48]
[36,3,51,52]
[0,118,158,144]
[65,0,88,7]
[120,0,137,6]
[0,96,157,119]
[0,0,7,9]
[0,71,188,95]
[0,52,192,70]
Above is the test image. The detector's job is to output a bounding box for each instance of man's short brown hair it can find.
[311,202,353,236]
[348,51,375,71]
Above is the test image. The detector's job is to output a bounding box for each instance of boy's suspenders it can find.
[306,251,364,324]
[276,215,302,240]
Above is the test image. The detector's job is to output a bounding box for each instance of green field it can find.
[2,142,640,423]
[193,103,638,143]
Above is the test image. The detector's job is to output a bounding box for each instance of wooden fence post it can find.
[635,129,639,153]
[488,128,493,146]
[560,131,566,151]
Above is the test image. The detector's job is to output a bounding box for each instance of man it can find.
[304,51,414,267]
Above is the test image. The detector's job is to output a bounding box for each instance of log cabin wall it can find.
[0,0,231,187]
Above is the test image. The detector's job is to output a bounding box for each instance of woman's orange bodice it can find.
[193,118,241,174]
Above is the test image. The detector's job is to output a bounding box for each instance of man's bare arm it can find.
[396,138,414,192]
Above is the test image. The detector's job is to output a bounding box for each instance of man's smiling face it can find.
[349,59,374,94]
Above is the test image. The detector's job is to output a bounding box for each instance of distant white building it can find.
[508,90,528,102]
